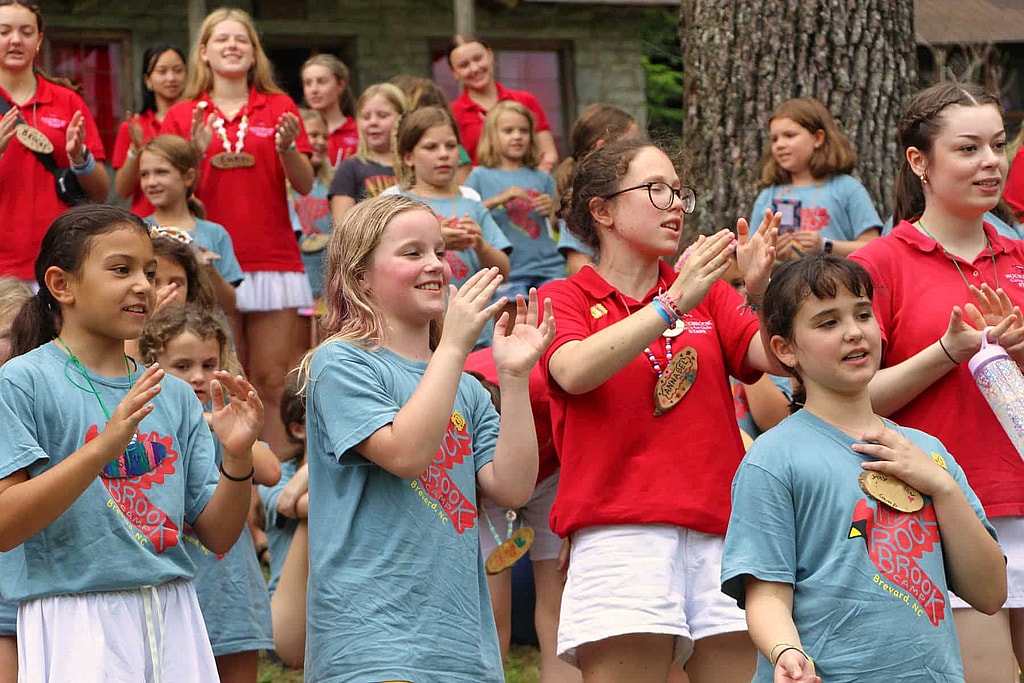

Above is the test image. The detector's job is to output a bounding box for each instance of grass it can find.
[257,644,541,682]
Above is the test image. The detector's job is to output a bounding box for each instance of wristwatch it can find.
[822,239,833,254]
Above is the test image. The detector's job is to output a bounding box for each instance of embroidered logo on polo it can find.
[39,115,68,129]
[248,125,276,138]
[848,498,945,625]
[413,410,478,534]
[86,425,181,553]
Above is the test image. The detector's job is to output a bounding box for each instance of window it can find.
[431,43,570,157]
[39,33,129,158]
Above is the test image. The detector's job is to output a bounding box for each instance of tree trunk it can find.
[679,0,917,232]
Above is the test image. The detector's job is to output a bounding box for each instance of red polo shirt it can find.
[111,110,163,217]
[464,347,560,485]
[539,263,760,538]
[327,115,358,167]
[163,88,311,272]
[1005,154,1024,222]
[852,220,1024,518]
[451,82,551,166]
[0,75,106,280]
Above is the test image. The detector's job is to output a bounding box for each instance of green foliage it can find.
[641,8,684,143]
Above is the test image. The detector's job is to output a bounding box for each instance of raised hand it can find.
[65,111,87,164]
[440,266,507,355]
[98,364,164,459]
[492,288,555,379]
[940,305,1018,364]
[190,102,214,157]
[737,209,780,297]
[209,371,264,460]
[154,282,183,312]
[668,228,736,312]
[275,111,300,151]
[125,111,145,152]
[0,107,17,155]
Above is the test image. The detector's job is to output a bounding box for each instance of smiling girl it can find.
[851,82,1024,683]
[751,98,881,259]
[162,7,314,456]
[113,44,187,216]
[299,194,554,680]
[301,53,358,167]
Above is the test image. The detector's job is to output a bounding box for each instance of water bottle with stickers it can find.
[969,327,1024,460]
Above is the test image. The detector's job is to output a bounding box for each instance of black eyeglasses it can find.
[602,182,696,213]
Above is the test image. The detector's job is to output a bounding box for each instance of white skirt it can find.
[235,271,313,313]
[17,579,218,683]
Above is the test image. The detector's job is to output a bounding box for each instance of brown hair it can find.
[476,100,541,169]
[10,206,150,357]
[554,104,638,199]
[559,138,650,255]
[388,74,452,112]
[184,7,283,99]
[759,98,857,187]
[393,106,459,190]
[763,254,874,397]
[445,34,490,67]
[137,303,231,371]
[0,1,81,92]
[150,235,217,311]
[301,53,357,118]
[893,83,1004,224]
[355,83,407,162]
[140,134,206,219]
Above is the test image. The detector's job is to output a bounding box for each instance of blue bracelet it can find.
[70,150,95,176]
[650,298,673,326]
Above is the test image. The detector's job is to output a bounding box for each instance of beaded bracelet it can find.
[656,291,686,320]
[650,297,675,326]
[220,462,255,482]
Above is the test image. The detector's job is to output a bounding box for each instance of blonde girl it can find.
[328,82,407,225]
[139,304,280,683]
[0,204,261,680]
[752,97,881,258]
[467,100,563,300]
[140,133,243,312]
[162,7,314,457]
[301,53,358,166]
[299,194,554,680]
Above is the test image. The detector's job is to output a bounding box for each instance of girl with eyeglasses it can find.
[537,139,782,683]
[751,97,881,260]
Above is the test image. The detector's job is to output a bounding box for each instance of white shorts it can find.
[17,579,218,683]
[557,524,746,668]
[951,515,1024,610]
[235,271,313,312]
[479,471,563,562]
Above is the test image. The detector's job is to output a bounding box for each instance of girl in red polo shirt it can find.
[447,34,558,171]
[301,53,358,168]
[0,0,109,283]
[111,43,186,217]
[851,82,1024,683]
[538,138,781,683]
[162,7,314,456]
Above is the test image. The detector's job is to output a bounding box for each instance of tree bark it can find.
[680,0,916,231]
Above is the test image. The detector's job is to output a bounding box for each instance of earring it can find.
[920,174,928,185]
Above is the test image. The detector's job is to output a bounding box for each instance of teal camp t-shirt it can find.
[304,341,504,682]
